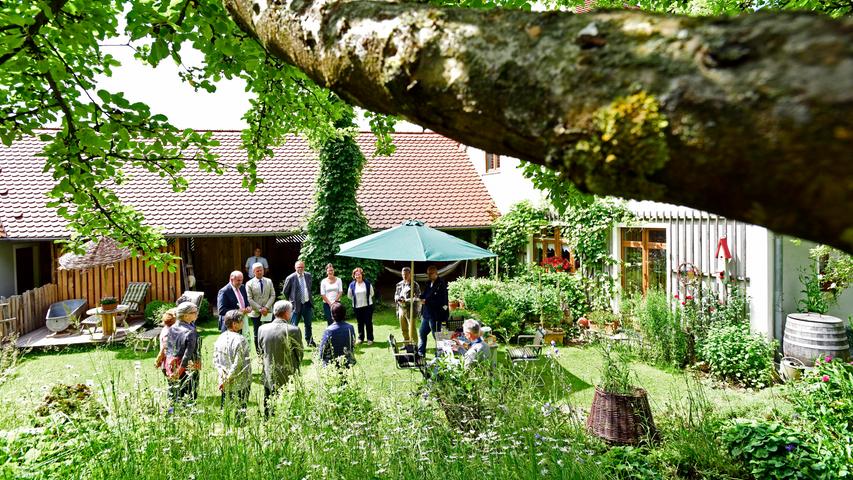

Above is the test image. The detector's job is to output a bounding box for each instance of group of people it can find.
[154,248,491,413]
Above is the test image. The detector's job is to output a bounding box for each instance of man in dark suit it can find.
[281,260,315,347]
[418,265,449,357]
[216,271,251,332]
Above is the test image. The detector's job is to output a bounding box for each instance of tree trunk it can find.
[225,0,853,252]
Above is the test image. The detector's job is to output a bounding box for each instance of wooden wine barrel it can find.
[783,313,849,367]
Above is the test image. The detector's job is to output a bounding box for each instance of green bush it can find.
[197,297,215,325]
[637,290,690,368]
[144,300,175,327]
[600,446,665,480]
[448,277,572,338]
[722,419,837,480]
[699,322,775,388]
[788,356,853,463]
[517,266,589,321]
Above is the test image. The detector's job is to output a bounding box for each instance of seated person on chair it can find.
[452,319,491,369]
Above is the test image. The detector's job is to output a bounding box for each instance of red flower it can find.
[674,294,679,299]
[541,257,570,272]
[821,375,830,382]
[685,295,693,300]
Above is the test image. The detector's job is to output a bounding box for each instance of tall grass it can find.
[3,352,610,480]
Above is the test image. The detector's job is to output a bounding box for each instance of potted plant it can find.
[587,343,657,445]
[99,296,118,312]
[586,310,621,335]
[449,308,472,321]
[448,299,462,311]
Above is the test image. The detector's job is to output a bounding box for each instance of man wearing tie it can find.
[282,260,315,347]
[216,271,252,332]
[246,262,276,355]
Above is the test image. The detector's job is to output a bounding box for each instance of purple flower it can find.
[825,355,833,363]
[821,375,830,382]
[785,444,796,452]
[534,433,542,441]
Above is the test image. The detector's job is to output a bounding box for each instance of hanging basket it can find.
[586,387,657,445]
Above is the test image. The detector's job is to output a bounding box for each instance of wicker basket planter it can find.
[586,387,657,445]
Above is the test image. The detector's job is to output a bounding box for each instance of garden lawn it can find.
[0,306,784,429]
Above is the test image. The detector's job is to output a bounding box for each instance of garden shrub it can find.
[143,300,175,327]
[517,266,589,321]
[722,419,837,480]
[197,297,215,324]
[699,322,775,388]
[787,356,853,475]
[637,290,689,368]
[448,277,571,338]
[600,446,665,480]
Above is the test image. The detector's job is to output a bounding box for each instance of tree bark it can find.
[225,0,853,252]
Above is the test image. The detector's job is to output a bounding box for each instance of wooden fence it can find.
[0,283,60,337]
[54,241,183,311]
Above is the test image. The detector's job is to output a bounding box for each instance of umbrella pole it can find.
[409,260,415,350]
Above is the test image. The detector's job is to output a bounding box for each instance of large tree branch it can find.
[225,0,853,252]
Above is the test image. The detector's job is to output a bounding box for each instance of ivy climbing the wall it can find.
[300,112,381,290]
[488,201,548,279]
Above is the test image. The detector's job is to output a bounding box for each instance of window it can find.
[621,228,666,295]
[485,153,501,172]
[533,227,578,272]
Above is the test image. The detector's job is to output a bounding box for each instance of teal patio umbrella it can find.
[337,220,497,332]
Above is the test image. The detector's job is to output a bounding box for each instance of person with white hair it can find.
[213,309,251,415]
[246,262,276,355]
[257,300,304,416]
[457,319,491,369]
[168,301,202,405]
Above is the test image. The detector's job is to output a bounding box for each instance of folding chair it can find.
[507,327,545,362]
[116,282,151,324]
[389,334,425,370]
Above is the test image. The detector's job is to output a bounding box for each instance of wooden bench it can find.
[133,327,162,353]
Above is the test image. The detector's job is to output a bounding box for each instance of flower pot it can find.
[587,387,657,445]
[100,303,117,312]
[448,301,461,312]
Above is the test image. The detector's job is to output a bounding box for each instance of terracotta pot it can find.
[101,303,117,312]
[448,300,461,311]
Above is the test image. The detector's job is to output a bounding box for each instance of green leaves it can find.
[489,201,548,279]
[300,111,380,289]
[1,0,398,271]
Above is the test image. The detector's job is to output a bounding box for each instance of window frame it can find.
[620,227,666,295]
[485,152,501,172]
[533,227,577,273]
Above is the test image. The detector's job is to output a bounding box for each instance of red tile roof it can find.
[0,131,498,239]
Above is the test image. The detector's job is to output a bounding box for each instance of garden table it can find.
[84,305,129,339]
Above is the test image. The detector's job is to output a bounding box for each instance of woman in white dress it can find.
[320,263,343,325]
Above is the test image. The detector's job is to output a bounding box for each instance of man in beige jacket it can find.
[246,262,275,355]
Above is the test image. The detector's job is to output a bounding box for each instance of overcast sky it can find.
[96,44,424,132]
